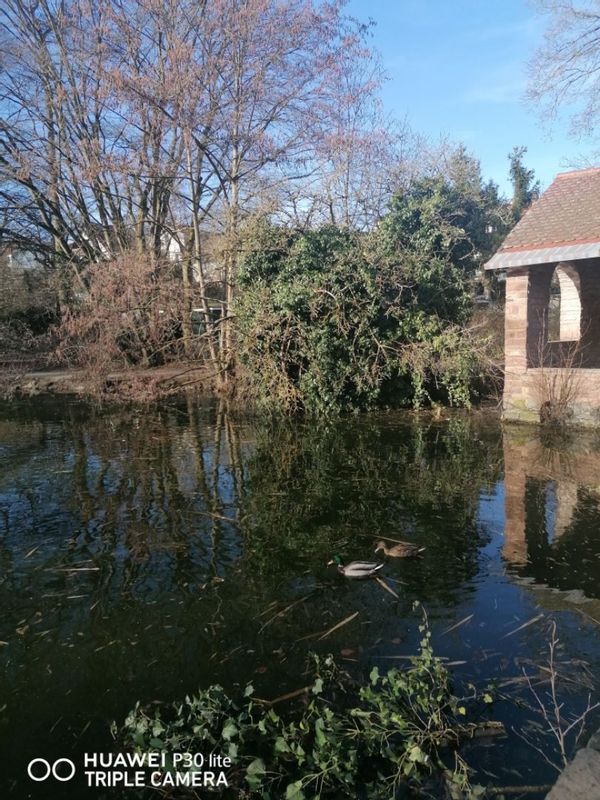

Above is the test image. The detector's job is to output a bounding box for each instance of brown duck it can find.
[374,540,425,558]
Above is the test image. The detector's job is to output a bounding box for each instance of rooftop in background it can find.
[485,167,600,270]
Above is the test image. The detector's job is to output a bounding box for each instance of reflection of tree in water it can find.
[0,400,512,795]
[239,413,503,600]
[0,399,246,642]
[0,402,504,615]
[0,399,509,678]
[5,402,600,799]
[0,398,261,762]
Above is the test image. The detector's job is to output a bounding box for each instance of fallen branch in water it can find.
[258,594,313,633]
[502,613,544,638]
[442,613,474,636]
[375,576,399,599]
[485,785,553,796]
[254,685,312,707]
[516,620,600,769]
[295,610,360,642]
[318,611,359,641]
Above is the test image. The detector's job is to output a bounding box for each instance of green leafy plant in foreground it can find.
[115,608,490,798]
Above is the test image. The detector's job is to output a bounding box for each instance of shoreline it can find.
[0,363,213,399]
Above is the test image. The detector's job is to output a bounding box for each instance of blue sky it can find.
[346,0,598,195]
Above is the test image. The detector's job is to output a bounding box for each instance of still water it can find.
[1,397,600,798]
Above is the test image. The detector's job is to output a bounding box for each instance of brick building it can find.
[486,167,600,427]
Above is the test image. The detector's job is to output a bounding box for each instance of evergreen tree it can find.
[508,146,540,221]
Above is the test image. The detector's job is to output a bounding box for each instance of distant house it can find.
[161,229,225,333]
[485,167,600,426]
[0,243,40,272]
[0,243,52,316]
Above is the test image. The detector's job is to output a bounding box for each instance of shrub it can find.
[234,217,490,414]
[115,608,488,798]
[53,253,200,379]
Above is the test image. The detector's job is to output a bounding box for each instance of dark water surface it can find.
[1,397,600,798]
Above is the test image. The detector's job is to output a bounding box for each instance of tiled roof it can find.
[485,167,600,270]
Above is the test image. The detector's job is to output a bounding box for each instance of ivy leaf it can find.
[285,780,305,799]
[245,758,266,789]
[274,736,291,754]
[408,745,428,764]
[222,720,238,740]
[314,717,326,747]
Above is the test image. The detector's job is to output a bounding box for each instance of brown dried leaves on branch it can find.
[52,254,209,399]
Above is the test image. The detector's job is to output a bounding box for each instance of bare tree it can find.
[0,0,186,278]
[528,0,600,148]
[0,0,384,384]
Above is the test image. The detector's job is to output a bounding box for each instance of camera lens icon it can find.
[27,758,76,782]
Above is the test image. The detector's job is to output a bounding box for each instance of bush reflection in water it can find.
[1,398,600,797]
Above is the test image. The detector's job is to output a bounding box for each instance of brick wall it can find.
[504,268,529,374]
[503,259,600,426]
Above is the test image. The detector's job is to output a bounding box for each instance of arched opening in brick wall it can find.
[547,262,581,343]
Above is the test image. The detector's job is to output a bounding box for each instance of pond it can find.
[1,397,600,798]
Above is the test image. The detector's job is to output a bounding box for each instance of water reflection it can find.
[1,399,600,798]
[0,401,504,608]
[502,426,600,601]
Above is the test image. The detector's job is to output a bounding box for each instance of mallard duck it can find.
[374,540,425,558]
[327,555,384,579]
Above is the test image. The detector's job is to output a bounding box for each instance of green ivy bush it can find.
[234,187,492,414]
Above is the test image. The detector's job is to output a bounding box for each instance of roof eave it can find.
[484,241,600,270]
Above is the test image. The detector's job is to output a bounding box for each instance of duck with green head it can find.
[327,554,384,579]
